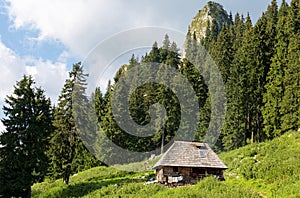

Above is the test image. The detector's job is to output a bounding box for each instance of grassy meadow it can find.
[32,131,300,197]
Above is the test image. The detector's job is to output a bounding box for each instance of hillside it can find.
[220,131,300,197]
[32,131,300,197]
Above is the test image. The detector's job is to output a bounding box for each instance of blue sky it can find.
[0,0,290,131]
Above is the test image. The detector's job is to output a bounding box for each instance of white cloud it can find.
[0,38,68,130]
[6,0,287,63]
[25,58,68,103]
[7,0,137,57]
[0,37,26,103]
[4,0,292,89]
[6,0,203,59]
[0,122,4,132]
[4,0,291,93]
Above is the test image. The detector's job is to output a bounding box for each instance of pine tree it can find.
[210,24,233,83]
[97,80,122,164]
[49,63,98,184]
[231,13,246,51]
[222,14,253,150]
[222,60,246,150]
[94,87,104,122]
[262,0,287,138]
[222,7,280,148]
[0,75,53,197]
[144,42,160,63]
[162,34,171,50]
[179,59,209,142]
[280,0,300,132]
[184,28,198,61]
[266,0,278,58]
[249,12,274,142]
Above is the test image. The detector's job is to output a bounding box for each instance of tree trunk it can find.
[63,165,71,185]
[248,113,253,144]
[25,186,31,198]
[243,114,248,145]
[256,111,261,143]
[161,129,165,155]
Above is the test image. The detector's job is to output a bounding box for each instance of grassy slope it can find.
[220,131,300,198]
[32,131,300,197]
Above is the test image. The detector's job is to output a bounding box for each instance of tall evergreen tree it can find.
[231,13,246,51]
[94,87,104,123]
[97,80,122,163]
[222,14,253,150]
[210,24,234,83]
[162,34,171,50]
[0,75,53,197]
[280,0,300,132]
[179,59,209,142]
[184,28,198,61]
[266,0,278,58]
[262,0,288,138]
[49,63,98,184]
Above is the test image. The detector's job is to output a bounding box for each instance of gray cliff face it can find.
[188,1,230,42]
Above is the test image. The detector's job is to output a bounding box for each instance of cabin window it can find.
[173,167,178,172]
[199,150,206,157]
[196,145,207,158]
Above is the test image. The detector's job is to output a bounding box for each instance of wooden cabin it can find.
[152,141,227,186]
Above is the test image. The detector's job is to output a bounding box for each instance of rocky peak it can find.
[189,1,230,42]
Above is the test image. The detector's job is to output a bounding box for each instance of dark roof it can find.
[152,141,227,169]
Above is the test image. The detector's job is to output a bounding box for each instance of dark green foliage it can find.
[0,75,53,197]
[262,0,300,137]
[262,0,289,138]
[210,25,233,83]
[220,0,299,149]
[93,87,104,123]
[48,63,99,184]
[279,0,300,132]
[96,36,208,163]
[94,0,299,156]
[179,59,209,143]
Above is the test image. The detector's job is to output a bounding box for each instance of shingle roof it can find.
[152,141,227,169]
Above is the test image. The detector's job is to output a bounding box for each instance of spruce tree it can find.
[210,24,233,83]
[262,0,288,138]
[222,15,253,150]
[94,87,104,123]
[162,34,171,50]
[179,58,209,142]
[280,0,300,132]
[0,75,53,197]
[49,63,98,184]
[184,28,198,61]
[97,80,121,164]
[231,13,246,51]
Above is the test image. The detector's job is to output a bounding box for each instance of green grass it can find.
[220,131,300,197]
[112,155,161,172]
[32,166,155,197]
[32,131,300,197]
